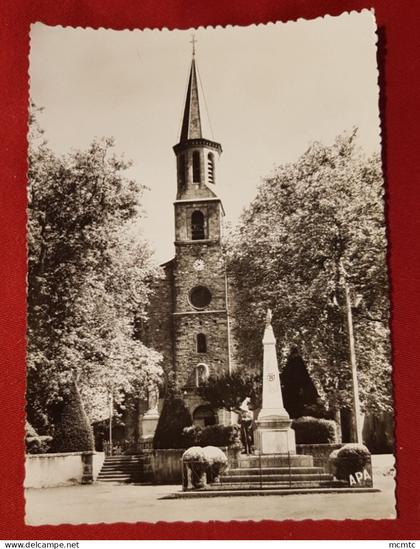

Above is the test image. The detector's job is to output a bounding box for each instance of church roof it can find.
[180,57,203,142]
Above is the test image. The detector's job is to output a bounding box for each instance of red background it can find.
[1,0,419,540]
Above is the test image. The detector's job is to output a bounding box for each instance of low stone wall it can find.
[150,447,231,484]
[296,443,343,472]
[150,449,184,484]
[25,451,105,488]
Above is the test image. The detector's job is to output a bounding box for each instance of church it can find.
[111,47,392,454]
[138,48,241,441]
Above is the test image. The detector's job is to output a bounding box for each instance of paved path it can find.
[25,456,396,525]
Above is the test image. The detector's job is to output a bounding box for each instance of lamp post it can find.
[340,260,363,444]
[108,386,114,456]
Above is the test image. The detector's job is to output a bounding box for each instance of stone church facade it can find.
[138,53,240,440]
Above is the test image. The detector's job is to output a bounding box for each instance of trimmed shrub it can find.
[198,424,243,450]
[203,446,228,483]
[182,425,202,447]
[153,391,193,449]
[182,446,207,463]
[25,436,52,454]
[50,381,94,453]
[291,416,338,444]
[182,446,208,488]
[202,445,228,465]
[332,443,371,481]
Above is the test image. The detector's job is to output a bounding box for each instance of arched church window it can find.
[191,210,205,240]
[196,333,207,353]
[178,154,186,189]
[192,151,201,183]
[207,152,215,184]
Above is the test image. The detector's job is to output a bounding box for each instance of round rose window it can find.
[189,286,212,309]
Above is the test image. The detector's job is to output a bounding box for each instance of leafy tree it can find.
[227,131,391,415]
[197,371,261,414]
[27,104,163,435]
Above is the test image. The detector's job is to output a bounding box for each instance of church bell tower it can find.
[171,47,231,422]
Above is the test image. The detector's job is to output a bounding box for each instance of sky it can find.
[29,10,381,264]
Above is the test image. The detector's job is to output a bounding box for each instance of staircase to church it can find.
[97,453,153,484]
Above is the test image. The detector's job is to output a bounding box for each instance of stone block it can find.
[140,414,159,441]
[255,426,296,455]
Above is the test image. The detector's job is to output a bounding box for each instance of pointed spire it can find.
[180,57,203,142]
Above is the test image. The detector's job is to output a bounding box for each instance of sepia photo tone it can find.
[25,10,395,524]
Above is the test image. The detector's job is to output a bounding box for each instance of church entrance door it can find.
[193,405,217,428]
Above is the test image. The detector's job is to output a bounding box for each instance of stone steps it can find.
[217,479,347,489]
[210,455,344,493]
[234,454,313,468]
[102,463,147,471]
[226,466,325,476]
[221,473,333,483]
[163,486,380,499]
[97,454,153,484]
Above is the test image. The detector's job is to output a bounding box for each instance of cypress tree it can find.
[51,380,94,453]
[153,388,193,449]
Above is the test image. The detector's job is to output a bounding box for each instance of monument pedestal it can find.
[139,411,159,442]
[255,416,296,455]
[139,384,160,443]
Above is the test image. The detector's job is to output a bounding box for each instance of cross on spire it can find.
[190,34,197,57]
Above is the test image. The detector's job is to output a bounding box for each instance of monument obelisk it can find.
[255,310,296,454]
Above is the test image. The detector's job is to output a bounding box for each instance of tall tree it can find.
[227,131,392,415]
[27,105,163,435]
[197,371,261,414]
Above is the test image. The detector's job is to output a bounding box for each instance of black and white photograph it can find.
[25,10,395,524]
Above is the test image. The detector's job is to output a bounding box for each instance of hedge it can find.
[291,416,338,444]
[184,423,242,450]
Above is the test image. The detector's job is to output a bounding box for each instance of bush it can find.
[198,424,242,450]
[182,446,208,488]
[202,445,228,465]
[203,446,228,483]
[291,416,337,444]
[182,446,228,487]
[25,436,51,454]
[182,424,243,450]
[182,425,202,447]
[182,446,207,464]
[153,391,193,449]
[50,381,94,453]
[332,443,371,481]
